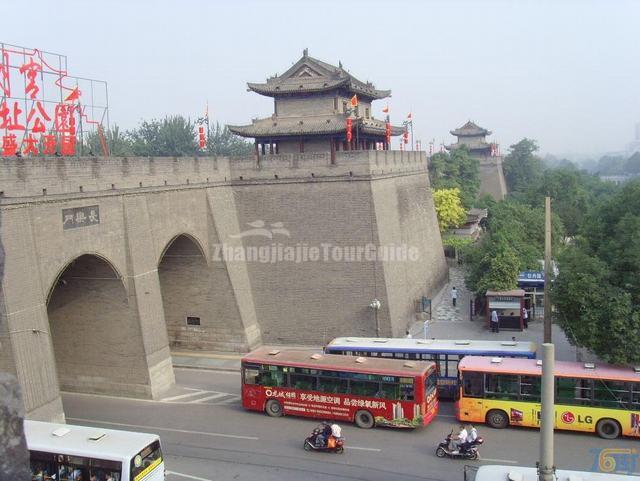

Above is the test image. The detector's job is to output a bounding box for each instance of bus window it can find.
[520,375,541,401]
[593,379,630,408]
[556,377,593,406]
[130,441,162,481]
[290,372,316,391]
[30,459,56,481]
[632,383,640,408]
[242,363,261,385]
[90,459,122,481]
[446,355,460,378]
[462,372,483,398]
[379,382,400,399]
[261,365,286,387]
[485,374,519,400]
[317,376,348,394]
[350,380,379,397]
[400,378,415,400]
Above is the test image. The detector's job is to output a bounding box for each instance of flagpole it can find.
[410,120,414,151]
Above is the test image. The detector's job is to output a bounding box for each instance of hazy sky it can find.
[5,0,639,157]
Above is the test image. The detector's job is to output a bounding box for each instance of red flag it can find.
[407,112,412,120]
[382,105,389,113]
[350,95,358,107]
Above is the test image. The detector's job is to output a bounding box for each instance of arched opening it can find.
[158,234,247,351]
[47,254,149,395]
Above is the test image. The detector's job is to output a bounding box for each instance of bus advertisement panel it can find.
[456,356,640,439]
[324,337,536,398]
[241,347,438,429]
[25,420,164,481]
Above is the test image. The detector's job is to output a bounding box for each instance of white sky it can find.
[5,0,639,157]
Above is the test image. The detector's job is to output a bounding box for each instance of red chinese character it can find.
[60,134,75,156]
[22,134,39,155]
[0,101,26,131]
[26,101,51,134]
[2,134,18,156]
[54,104,76,135]
[19,58,42,100]
[0,50,10,97]
[42,134,57,155]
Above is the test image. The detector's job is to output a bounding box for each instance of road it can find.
[62,368,634,481]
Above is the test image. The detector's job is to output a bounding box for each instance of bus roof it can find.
[242,346,435,377]
[459,356,640,382]
[326,337,536,355]
[25,420,159,462]
[474,464,636,480]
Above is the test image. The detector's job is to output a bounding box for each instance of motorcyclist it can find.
[331,423,342,440]
[460,424,478,453]
[316,422,332,447]
[450,424,468,454]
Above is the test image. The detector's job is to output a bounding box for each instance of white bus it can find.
[465,464,639,481]
[26,420,164,481]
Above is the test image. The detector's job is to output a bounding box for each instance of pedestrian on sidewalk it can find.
[490,310,499,333]
[522,306,529,329]
[405,329,412,339]
[451,286,457,307]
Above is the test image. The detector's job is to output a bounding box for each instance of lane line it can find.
[438,414,456,418]
[217,397,241,404]
[192,393,228,403]
[166,471,213,481]
[161,391,215,402]
[479,458,518,464]
[66,417,259,440]
[347,446,382,452]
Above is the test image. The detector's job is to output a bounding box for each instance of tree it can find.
[432,188,467,231]
[129,116,198,157]
[84,125,133,156]
[625,152,640,174]
[552,180,640,364]
[208,122,253,156]
[503,138,543,193]
[428,145,480,209]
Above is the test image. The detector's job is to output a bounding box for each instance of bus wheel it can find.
[265,399,283,417]
[354,410,375,429]
[596,418,621,439]
[486,409,509,429]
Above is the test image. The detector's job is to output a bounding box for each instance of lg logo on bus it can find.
[561,411,593,424]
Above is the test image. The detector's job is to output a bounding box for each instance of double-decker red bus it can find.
[241,347,438,429]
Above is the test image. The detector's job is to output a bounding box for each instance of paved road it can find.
[62,369,634,481]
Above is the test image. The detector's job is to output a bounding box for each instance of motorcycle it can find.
[303,423,345,454]
[435,431,483,460]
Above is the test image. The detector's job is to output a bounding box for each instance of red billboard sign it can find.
[0,42,109,157]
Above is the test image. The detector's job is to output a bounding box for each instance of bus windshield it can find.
[130,441,163,481]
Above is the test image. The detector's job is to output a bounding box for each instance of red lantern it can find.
[346,118,352,142]
[385,122,391,145]
[403,129,409,145]
[198,126,206,149]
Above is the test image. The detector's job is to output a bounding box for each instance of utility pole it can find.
[544,196,552,343]
[538,342,555,481]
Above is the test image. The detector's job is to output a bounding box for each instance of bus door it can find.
[460,371,484,421]
[520,375,541,427]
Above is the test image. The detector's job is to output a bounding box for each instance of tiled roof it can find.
[228,115,403,138]
[246,53,391,100]
[450,121,491,137]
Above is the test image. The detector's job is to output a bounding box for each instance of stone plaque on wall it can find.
[62,205,100,230]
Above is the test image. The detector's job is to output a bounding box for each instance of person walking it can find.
[522,306,529,329]
[490,310,499,333]
[451,286,457,307]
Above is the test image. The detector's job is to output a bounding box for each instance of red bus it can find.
[241,347,438,428]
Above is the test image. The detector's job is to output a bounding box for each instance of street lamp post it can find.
[369,298,381,337]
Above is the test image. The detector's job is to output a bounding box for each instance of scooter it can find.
[303,423,345,454]
[435,431,483,460]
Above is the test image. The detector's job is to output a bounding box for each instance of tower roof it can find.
[450,121,491,137]
[246,50,391,100]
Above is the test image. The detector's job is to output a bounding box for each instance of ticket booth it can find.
[486,289,525,331]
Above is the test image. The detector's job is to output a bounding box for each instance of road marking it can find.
[438,414,456,418]
[66,418,259,440]
[166,471,213,481]
[161,391,215,402]
[347,446,382,452]
[192,392,228,403]
[174,367,239,375]
[478,458,518,464]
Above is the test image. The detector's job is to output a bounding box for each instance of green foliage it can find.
[129,116,198,157]
[464,200,564,295]
[429,145,480,209]
[441,236,473,250]
[207,122,253,156]
[83,125,133,156]
[625,152,640,174]
[552,180,640,364]
[432,188,467,231]
[503,138,543,193]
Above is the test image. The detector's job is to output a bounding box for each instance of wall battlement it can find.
[0,151,427,199]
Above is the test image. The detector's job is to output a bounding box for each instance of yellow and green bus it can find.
[456,356,640,439]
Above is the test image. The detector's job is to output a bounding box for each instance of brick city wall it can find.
[0,151,445,421]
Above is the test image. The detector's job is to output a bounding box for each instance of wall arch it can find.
[46,254,150,395]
